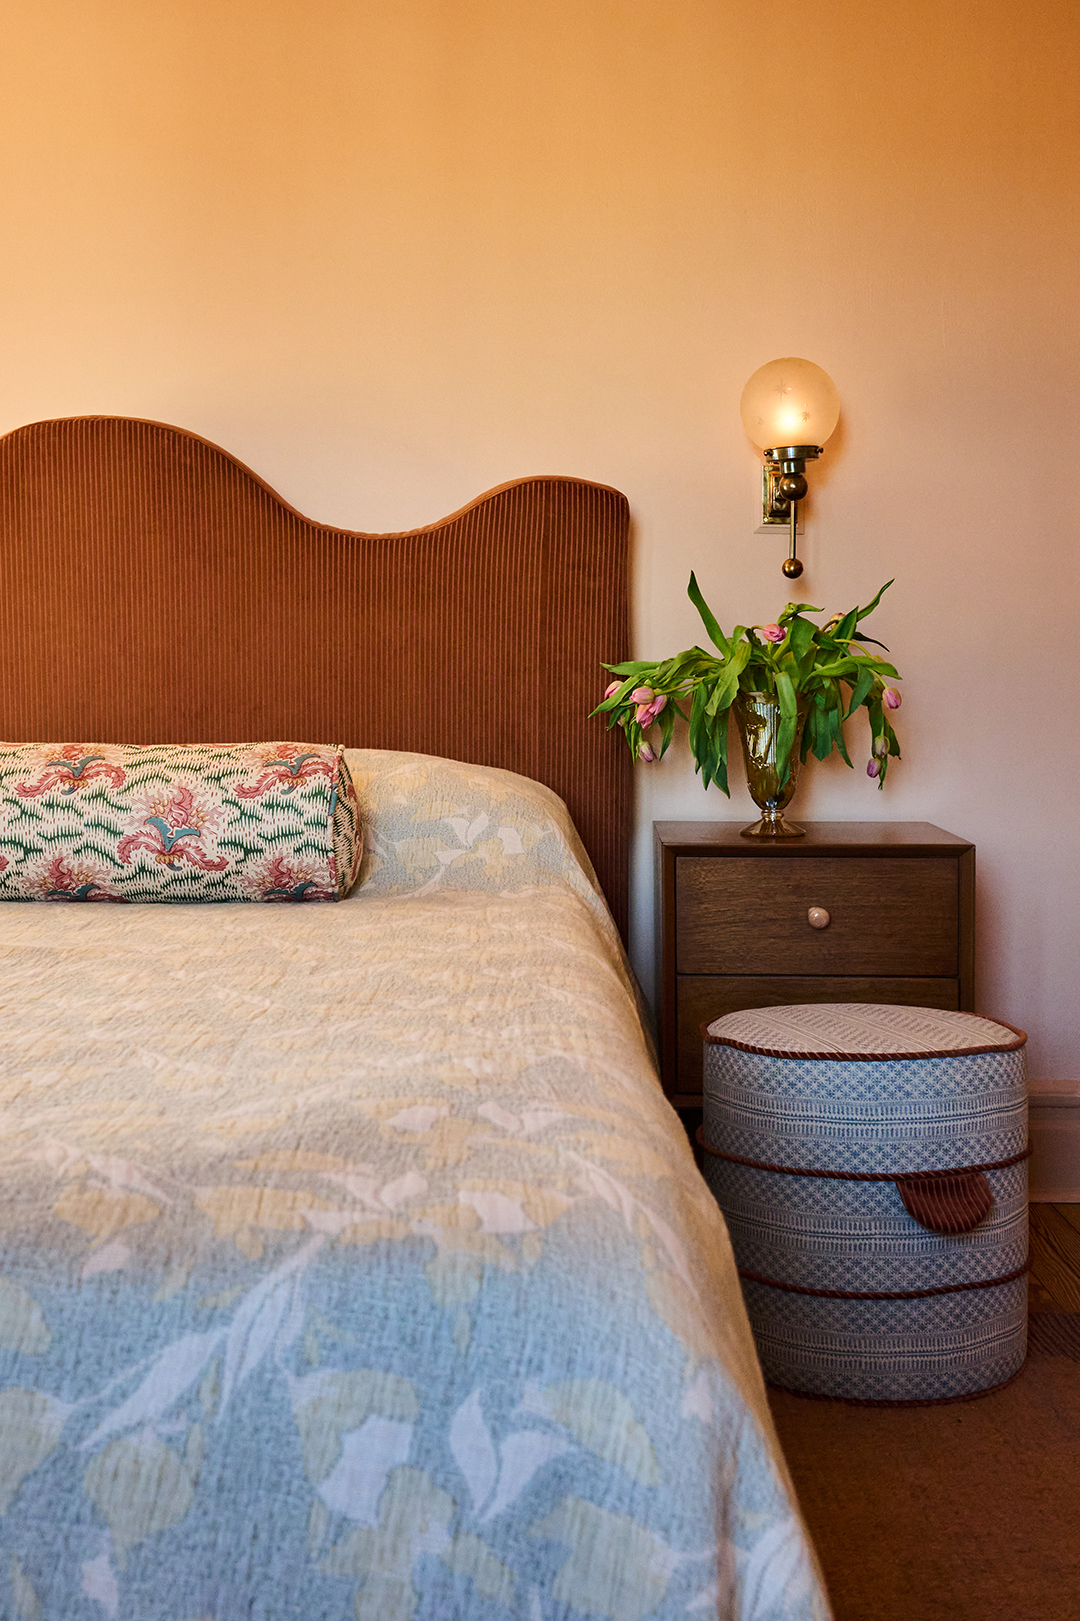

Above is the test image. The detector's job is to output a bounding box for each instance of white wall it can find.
[2,0,1077,1078]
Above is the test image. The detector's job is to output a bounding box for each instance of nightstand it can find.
[654,822,975,1107]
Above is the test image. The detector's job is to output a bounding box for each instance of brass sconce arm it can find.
[763,444,824,580]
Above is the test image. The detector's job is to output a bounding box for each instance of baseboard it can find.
[1029,1081,1080,1202]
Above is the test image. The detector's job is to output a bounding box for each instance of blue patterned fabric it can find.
[704,1160,1027,1294]
[0,753,830,1621]
[703,1047,1027,1174]
[740,1278,1027,1403]
[702,1004,1028,1402]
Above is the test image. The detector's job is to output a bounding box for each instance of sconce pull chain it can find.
[785,499,803,579]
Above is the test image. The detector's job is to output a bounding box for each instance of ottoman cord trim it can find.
[694,1129,1031,1182]
[736,1258,1030,1301]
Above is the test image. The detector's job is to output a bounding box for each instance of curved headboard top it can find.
[0,416,632,937]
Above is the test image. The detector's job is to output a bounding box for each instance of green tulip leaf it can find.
[850,631,890,650]
[844,664,876,719]
[787,615,816,662]
[687,573,730,656]
[832,608,858,643]
[856,578,894,621]
[601,659,658,677]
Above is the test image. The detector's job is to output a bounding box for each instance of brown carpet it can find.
[769,1292,1080,1618]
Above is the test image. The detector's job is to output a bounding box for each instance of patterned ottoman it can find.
[700,1004,1028,1403]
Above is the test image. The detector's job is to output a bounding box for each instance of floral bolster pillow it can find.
[0,743,362,902]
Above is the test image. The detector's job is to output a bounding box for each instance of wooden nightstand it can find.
[654,822,975,1107]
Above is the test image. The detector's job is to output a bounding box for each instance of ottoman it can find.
[700,1003,1028,1403]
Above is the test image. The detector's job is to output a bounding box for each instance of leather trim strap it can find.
[895,1170,993,1234]
[695,1128,1032,1182]
[701,1016,1027,1061]
[737,1259,1029,1301]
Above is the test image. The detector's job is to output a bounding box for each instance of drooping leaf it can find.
[601,659,661,678]
[704,641,750,717]
[808,655,861,682]
[856,579,894,621]
[829,681,854,767]
[710,721,731,796]
[787,615,815,663]
[844,664,876,719]
[771,672,798,784]
[850,631,890,650]
[687,573,730,656]
[689,684,730,794]
[775,671,798,719]
[807,694,832,761]
[860,657,899,680]
[832,607,858,644]
[657,702,677,757]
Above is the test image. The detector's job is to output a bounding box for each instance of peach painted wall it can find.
[2,0,1077,1079]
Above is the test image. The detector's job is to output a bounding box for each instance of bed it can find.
[0,418,830,1621]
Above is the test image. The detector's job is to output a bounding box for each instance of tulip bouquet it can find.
[594,574,903,794]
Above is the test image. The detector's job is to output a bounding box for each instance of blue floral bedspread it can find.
[0,751,831,1621]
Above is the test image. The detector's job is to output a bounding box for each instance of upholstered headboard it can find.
[0,417,632,937]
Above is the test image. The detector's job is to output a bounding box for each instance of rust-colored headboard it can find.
[0,417,632,937]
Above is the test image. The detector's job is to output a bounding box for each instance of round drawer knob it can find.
[807,906,831,929]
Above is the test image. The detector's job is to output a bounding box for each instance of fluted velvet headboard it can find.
[0,417,632,937]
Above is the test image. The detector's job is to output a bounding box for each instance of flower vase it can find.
[734,690,809,838]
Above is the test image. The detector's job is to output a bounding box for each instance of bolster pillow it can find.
[0,743,362,902]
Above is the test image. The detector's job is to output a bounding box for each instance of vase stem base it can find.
[740,813,806,839]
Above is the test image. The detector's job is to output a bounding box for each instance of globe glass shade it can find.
[740,358,840,451]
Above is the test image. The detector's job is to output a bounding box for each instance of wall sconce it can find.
[740,358,840,579]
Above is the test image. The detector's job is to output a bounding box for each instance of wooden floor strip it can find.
[1028,1312,1080,1359]
[1029,1273,1058,1311]
[1029,1204,1080,1312]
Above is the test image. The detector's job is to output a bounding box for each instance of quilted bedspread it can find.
[0,750,830,1621]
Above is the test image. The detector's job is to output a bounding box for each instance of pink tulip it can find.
[873,735,888,758]
[760,624,785,644]
[883,687,902,710]
[630,687,654,705]
[638,741,657,763]
[604,680,621,698]
[867,758,880,778]
[636,693,667,727]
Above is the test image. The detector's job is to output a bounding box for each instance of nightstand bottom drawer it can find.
[675,975,961,1102]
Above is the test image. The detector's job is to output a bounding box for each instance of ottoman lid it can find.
[702,1004,1027,1177]
[704,1003,1026,1062]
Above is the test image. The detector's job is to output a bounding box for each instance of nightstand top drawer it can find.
[676,855,959,977]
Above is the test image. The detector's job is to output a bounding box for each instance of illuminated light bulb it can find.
[740,358,840,451]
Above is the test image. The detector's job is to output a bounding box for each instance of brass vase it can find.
[734,690,809,838]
